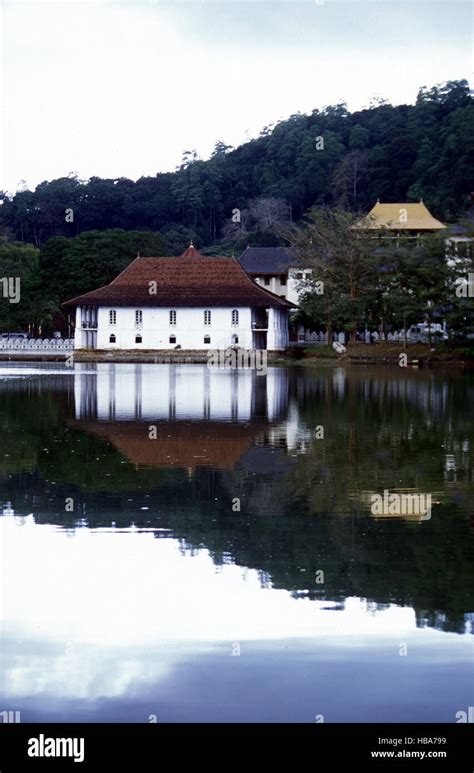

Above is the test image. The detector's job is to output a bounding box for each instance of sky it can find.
[1,0,472,195]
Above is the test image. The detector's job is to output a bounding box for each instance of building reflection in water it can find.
[72,364,311,471]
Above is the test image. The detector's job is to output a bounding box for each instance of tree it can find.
[0,80,471,247]
[39,229,169,324]
[0,242,58,334]
[285,208,382,342]
[332,150,369,208]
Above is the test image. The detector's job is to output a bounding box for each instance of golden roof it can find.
[358,200,446,231]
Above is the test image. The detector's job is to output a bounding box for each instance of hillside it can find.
[1,79,472,250]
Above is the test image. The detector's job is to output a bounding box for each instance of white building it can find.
[238,246,311,305]
[63,245,292,351]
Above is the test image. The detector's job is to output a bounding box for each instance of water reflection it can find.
[71,365,307,471]
[75,364,290,422]
[0,362,473,721]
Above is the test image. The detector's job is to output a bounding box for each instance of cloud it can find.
[1,1,471,192]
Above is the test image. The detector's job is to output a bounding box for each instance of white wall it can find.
[254,270,312,305]
[75,306,252,350]
[267,307,289,350]
[75,305,289,351]
[255,276,287,297]
[287,268,312,305]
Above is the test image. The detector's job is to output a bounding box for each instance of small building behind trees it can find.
[238,246,310,305]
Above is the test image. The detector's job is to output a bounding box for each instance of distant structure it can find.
[63,245,292,351]
[356,199,446,241]
[238,246,310,305]
[446,193,474,257]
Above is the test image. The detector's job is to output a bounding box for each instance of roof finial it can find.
[190,240,194,248]
[137,251,141,258]
[376,197,380,204]
[420,197,424,203]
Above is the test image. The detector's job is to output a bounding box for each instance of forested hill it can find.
[1,80,472,251]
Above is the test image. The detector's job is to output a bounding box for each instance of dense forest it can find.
[1,80,473,252]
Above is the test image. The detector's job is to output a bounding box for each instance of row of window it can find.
[109,310,239,326]
[260,276,287,286]
[257,273,309,284]
[108,334,239,345]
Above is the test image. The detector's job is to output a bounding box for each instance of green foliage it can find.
[36,229,169,332]
[0,242,58,334]
[0,80,471,249]
[1,231,168,335]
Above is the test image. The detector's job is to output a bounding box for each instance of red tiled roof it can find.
[70,420,270,471]
[63,246,293,309]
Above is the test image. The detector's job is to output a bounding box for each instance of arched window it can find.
[109,334,116,343]
[169,310,176,326]
[169,335,176,344]
[204,310,211,326]
[204,335,211,344]
[135,335,142,344]
[231,309,239,326]
[231,334,239,345]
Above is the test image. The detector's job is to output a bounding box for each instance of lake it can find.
[0,362,473,722]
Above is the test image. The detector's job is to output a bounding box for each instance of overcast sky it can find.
[1,0,472,195]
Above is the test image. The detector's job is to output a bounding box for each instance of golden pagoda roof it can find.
[357,200,446,231]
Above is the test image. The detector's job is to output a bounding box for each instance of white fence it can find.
[0,338,74,352]
[300,330,430,345]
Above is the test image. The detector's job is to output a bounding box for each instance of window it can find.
[264,277,270,286]
[295,272,303,280]
[232,335,239,345]
[204,310,211,326]
[169,335,176,344]
[169,310,176,326]
[204,335,211,344]
[109,310,117,325]
[109,334,116,343]
[231,309,239,326]
[281,276,287,286]
[135,310,143,326]
[135,335,142,344]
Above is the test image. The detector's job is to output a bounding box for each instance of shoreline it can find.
[0,345,472,369]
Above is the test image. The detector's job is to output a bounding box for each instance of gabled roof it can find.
[70,420,271,471]
[356,200,446,231]
[63,246,293,309]
[238,246,299,275]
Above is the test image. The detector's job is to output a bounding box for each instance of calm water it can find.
[0,362,473,723]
